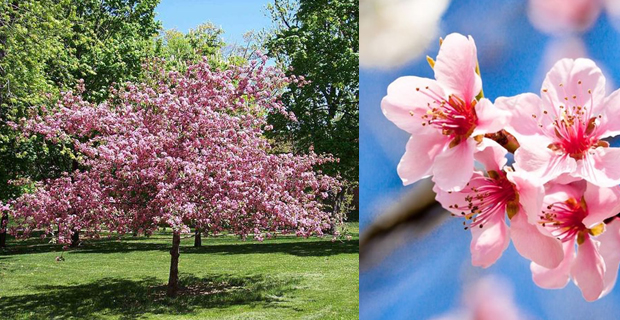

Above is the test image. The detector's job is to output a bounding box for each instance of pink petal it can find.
[433,138,475,191]
[582,183,620,227]
[575,147,620,188]
[514,141,576,183]
[397,132,449,185]
[510,210,564,269]
[494,93,548,141]
[597,218,620,297]
[599,88,620,138]
[474,139,507,173]
[381,76,446,134]
[531,241,575,289]
[434,33,481,102]
[571,237,605,302]
[553,172,582,185]
[433,171,487,215]
[506,170,544,225]
[471,98,509,136]
[470,214,510,268]
[541,58,605,118]
[543,180,587,206]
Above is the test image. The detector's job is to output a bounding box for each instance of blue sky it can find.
[155,0,273,45]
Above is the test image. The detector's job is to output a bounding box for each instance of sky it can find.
[155,0,273,45]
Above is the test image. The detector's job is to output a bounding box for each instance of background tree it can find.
[0,0,161,246]
[152,22,225,72]
[263,0,359,220]
[68,0,161,102]
[9,57,340,297]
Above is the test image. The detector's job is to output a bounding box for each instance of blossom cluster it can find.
[9,55,340,244]
[382,33,620,301]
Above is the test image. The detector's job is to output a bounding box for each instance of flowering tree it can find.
[8,57,340,297]
[382,33,620,301]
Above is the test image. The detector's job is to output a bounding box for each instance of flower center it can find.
[414,87,478,147]
[448,171,517,230]
[540,83,606,159]
[539,197,603,244]
[548,116,606,159]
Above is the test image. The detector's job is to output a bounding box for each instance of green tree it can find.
[69,0,161,101]
[0,0,161,197]
[264,0,359,217]
[0,0,77,200]
[0,0,161,246]
[152,22,225,72]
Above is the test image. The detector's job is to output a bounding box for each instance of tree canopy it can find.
[264,0,359,187]
[9,57,340,296]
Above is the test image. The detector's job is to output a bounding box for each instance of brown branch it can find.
[360,179,448,271]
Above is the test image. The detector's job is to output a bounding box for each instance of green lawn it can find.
[0,223,359,319]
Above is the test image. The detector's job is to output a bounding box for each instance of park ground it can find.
[0,223,359,319]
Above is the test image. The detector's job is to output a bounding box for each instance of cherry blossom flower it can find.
[496,58,620,187]
[382,33,508,191]
[529,181,620,301]
[434,140,563,268]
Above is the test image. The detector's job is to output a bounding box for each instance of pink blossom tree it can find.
[8,56,340,297]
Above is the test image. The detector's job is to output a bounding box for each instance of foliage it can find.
[0,0,161,201]
[69,0,161,102]
[0,0,75,200]
[263,0,359,188]
[152,23,225,72]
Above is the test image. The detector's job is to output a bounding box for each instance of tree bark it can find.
[70,229,80,247]
[194,228,201,247]
[166,232,181,297]
[330,189,346,234]
[0,212,8,247]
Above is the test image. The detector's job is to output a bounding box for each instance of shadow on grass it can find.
[0,274,297,320]
[183,239,359,256]
[2,237,359,257]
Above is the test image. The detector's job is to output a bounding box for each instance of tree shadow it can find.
[0,274,298,319]
[69,238,359,257]
[183,239,359,256]
[2,237,359,257]
[0,231,65,255]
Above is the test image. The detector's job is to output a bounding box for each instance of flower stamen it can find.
[416,87,478,147]
[451,171,517,230]
[539,197,600,244]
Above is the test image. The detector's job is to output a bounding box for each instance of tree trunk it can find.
[330,189,346,234]
[166,232,181,297]
[70,229,80,248]
[194,228,201,247]
[68,160,81,248]
[0,212,8,247]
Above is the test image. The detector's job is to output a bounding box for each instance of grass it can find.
[0,222,359,319]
